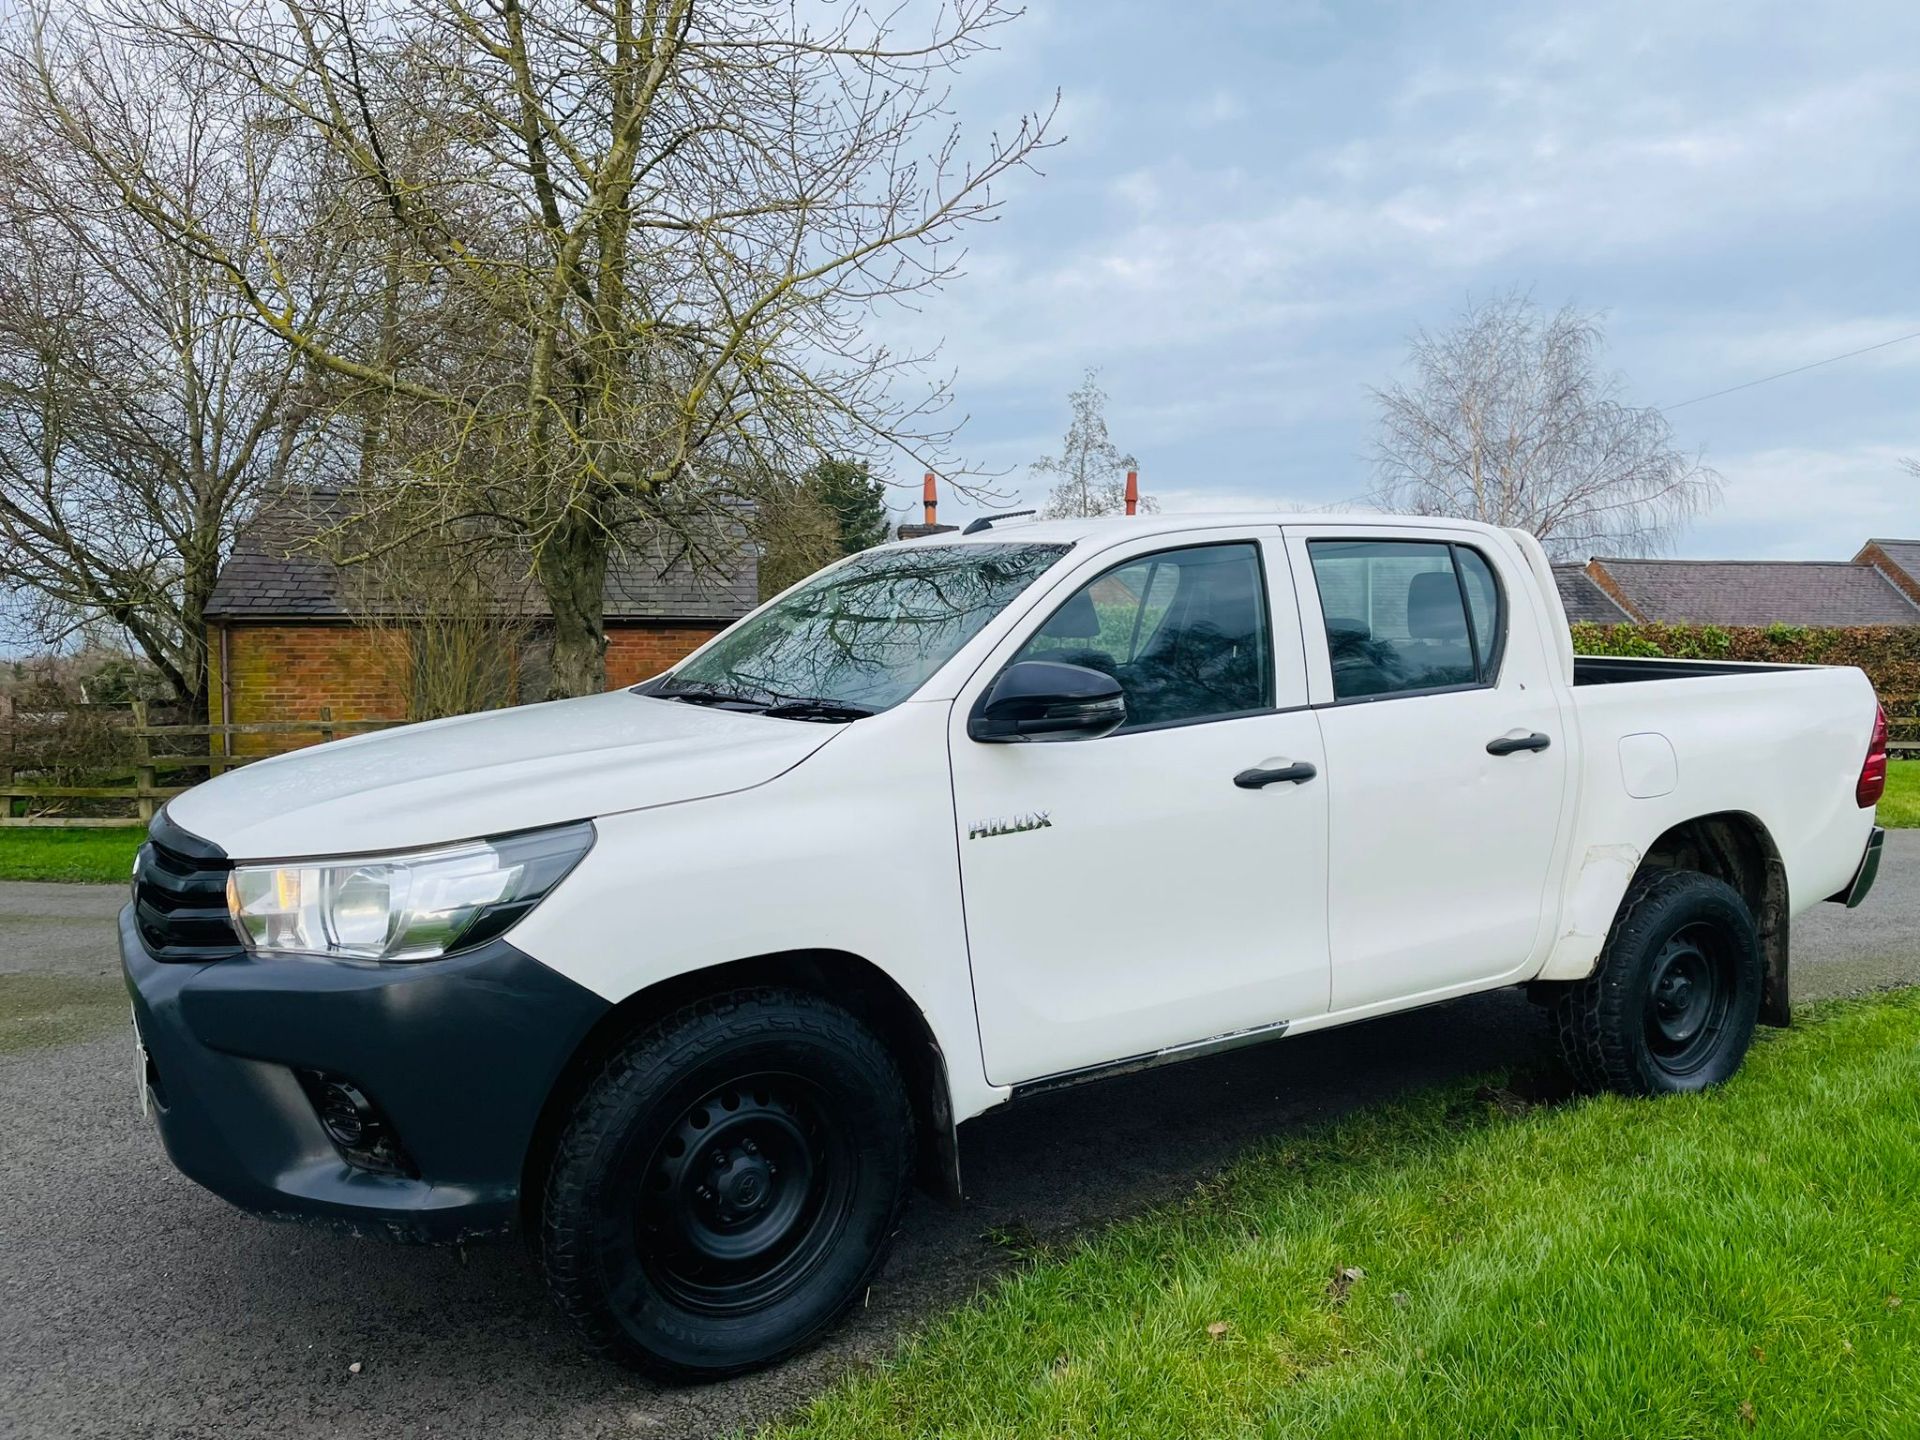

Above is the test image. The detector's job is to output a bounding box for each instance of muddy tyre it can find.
[1549,869,1762,1096]
[539,988,912,1379]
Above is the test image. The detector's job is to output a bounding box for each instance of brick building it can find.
[1857,538,1920,606]
[1552,544,1920,628]
[204,502,757,753]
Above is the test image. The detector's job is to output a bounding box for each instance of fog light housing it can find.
[296,1070,414,1177]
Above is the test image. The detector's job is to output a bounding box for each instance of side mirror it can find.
[968,660,1127,744]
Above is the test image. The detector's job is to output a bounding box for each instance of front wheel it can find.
[539,988,912,1378]
[1548,869,1763,1096]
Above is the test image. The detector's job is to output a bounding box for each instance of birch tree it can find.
[1032,368,1147,519]
[1371,292,1719,558]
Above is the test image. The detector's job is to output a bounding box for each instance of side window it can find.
[1012,543,1272,729]
[1306,540,1503,700]
[1456,546,1503,678]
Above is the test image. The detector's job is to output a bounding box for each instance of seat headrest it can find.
[1191,560,1260,639]
[1038,586,1102,640]
[1406,571,1467,640]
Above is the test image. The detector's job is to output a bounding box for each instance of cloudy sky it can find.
[878,0,1920,557]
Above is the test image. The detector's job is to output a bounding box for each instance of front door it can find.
[1286,526,1570,1013]
[949,534,1332,1087]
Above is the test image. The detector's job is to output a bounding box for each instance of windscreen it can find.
[658,542,1070,714]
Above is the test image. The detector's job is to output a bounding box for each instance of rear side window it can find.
[1013,542,1272,729]
[1307,540,1504,701]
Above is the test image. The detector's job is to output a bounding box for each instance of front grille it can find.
[134,810,240,962]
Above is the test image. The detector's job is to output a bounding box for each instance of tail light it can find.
[1857,704,1889,808]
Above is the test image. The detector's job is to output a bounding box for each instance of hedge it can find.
[1569,623,1919,743]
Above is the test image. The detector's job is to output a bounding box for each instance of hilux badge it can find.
[968,811,1051,840]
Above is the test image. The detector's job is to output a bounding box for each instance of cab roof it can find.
[886,511,1515,550]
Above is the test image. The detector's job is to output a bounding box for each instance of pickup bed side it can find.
[1539,662,1878,996]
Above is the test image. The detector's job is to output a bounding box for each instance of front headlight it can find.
[226,821,594,962]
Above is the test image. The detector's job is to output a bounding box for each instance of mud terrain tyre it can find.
[539,988,912,1378]
[1549,869,1762,1096]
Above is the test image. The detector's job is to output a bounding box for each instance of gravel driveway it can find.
[3,838,1913,1440]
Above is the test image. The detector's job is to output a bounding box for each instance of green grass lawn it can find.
[1879,760,1919,829]
[771,993,1920,1440]
[0,826,144,884]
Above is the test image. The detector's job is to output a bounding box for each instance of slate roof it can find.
[1860,539,1920,602]
[206,492,757,623]
[1591,558,1920,628]
[1551,563,1633,624]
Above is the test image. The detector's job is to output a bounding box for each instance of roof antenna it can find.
[962,509,1037,535]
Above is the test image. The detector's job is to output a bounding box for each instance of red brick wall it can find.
[605,626,724,688]
[213,623,413,756]
[210,621,724,754]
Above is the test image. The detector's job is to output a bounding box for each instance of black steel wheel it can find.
[1643,922,1737,1079]
[540,989,911,1378]
[634,1074,852,1317]
[1548,869,1762,1096]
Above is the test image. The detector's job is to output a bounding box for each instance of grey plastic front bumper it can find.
[121,905,609,1242]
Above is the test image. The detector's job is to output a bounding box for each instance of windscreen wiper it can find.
[655,685,872,721]
[760,697,877,722]
[656,685,767,708]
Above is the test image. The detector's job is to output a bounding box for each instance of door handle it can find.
[1234,762,1317,789]
[1486,732,1552,756]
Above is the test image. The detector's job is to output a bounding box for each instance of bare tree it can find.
[754,458,890,598]
[751,483,843,600]
[337,516,538,721]
[1370,292,1719,558]
[0,36,335,710]
[14,0,1056,697]
[1031,368,1149,519]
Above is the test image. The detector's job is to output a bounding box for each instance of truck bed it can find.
[1573,655,1805,686]
[1563,654,1877,926]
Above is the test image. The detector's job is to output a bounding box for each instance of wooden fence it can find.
[1,703,400,828]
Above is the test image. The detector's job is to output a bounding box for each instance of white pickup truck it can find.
[122,512,1888,1377]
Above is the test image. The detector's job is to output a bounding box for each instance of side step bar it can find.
[1010,1018,1291,1101]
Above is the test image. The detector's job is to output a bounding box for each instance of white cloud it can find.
[865,0,1920,553]
[1668,317,1920,387]
[1690,446,1920,558]
[1184,89,1247,128]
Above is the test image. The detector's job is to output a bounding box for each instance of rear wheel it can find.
[1549,869,1762,1096]
[539,988,911,1378]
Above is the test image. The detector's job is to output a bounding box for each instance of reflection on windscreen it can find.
[660,543,1070,714]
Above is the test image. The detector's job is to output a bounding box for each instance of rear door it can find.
[949,530,1331,1086]
[1284,524,1571,1013]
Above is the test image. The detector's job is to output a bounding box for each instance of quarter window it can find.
[1456,546,1502,678]
[1012,543,1272,729]
[1307,540,1504,700]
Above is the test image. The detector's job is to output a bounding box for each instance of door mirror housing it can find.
[968,660,1127,743]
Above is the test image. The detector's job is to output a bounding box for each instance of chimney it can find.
[1124,470,1139,516]
[897,471,959,541]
